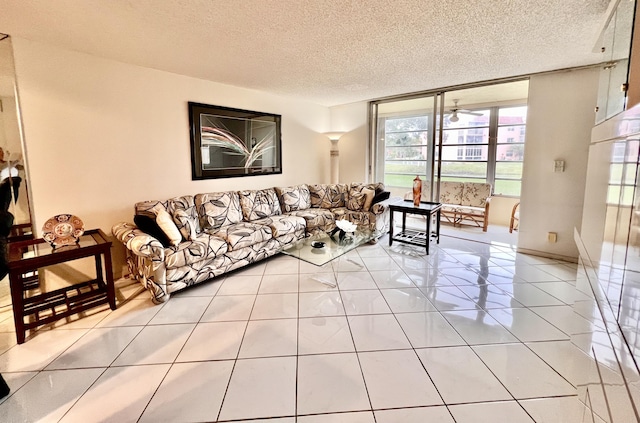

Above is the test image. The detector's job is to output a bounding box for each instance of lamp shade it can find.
[324,131,346,141]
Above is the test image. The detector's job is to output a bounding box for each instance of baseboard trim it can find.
[515,247,578,263]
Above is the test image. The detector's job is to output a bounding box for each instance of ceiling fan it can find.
[446,100,483,122]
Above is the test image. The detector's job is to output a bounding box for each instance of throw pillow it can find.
[372,190,390,205]
[346,192,367,211]
[134,215,172,247]
[362,187,376,211]
[168,195,201,241]
[152,204,182,246]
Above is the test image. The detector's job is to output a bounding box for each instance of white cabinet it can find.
[595,0,636,123]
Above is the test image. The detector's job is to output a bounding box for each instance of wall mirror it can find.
[0,34,34,272]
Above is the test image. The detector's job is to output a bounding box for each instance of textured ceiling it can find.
[0,0,612,106]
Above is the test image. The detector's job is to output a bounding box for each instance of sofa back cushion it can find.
[238,189,282,221]
[347,183,381,211]
[168,195,200,241]
[461,182,492,207]
[309,184,348,208]
[133,200,183,246]
[135,200,169,218]
[439,182,464,205]
[195,191,243,230]
[275,185,311,212]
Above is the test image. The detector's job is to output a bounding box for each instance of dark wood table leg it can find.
[102,250,116,310]
[402,211,407,233]
[436,209,441,244]
[426,211,431,255]
[389,209,394,247]
[9,270,25,344]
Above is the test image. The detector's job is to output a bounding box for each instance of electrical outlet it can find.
[548,232,557,243]
[553,160,565,172]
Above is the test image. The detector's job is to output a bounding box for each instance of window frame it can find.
[377,104,527,197]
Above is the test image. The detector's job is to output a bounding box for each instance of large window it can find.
[382,115,430,188]
[379,104,527,197]
[495,106,527,195]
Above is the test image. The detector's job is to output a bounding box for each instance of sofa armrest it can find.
[112,222,165,262]
[483,197,492,231]
[371,196,403,215]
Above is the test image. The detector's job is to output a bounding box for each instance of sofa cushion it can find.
[461,183,492,207]
[362,187,375,211]
[288,208,335,232]
[275,185,311,212]
[346,191,366,211]
[455,205,486,216]
[208,222,273,251]
[168,195,200,241]
[238,189,282,221]
[253,214,306,237]
[348,183,382,211]
[372,190,390,205]
[133,214,173,248]
[309,184,348,208]
[439,182,464,205]
[441,205,458,214]
[164,232,229,269]
[134,199,168,218]
[151,204,182,246]
[195,192,243,230]
[330,207,350,219]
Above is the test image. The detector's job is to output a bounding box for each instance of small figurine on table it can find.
[330,219,357,242]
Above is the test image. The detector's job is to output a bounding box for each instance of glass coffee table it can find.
[282,229,375,266]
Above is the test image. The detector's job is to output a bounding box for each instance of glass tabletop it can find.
[281,230,375,266]
[8,229,108,263]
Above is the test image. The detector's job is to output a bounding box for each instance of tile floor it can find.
[0,232,604,422]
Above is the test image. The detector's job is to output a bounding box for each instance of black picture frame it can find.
[188,102,282,180]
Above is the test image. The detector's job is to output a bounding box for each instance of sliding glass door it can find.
[370,80,529,200]
[370,94,443,200]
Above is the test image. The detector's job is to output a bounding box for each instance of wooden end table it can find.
[389,200,441,254]
[7,229,116,344]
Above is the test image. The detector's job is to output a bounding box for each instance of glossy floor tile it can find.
[449,401,535,422]
[297,353,370,414]
[218,356,297,420]
[139,361,234,422]
[472,343,576,398]
[0,231,592,421]
[416,346,512,403]
[358,349,442,409]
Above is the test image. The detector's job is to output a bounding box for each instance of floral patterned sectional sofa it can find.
[112,183,391,303]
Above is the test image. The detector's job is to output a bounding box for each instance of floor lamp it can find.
[325,132,345,184]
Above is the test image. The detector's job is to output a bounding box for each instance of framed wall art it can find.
[188,102,282,180]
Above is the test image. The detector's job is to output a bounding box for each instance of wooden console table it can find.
[7,229,116,344]
[389,200,441,254]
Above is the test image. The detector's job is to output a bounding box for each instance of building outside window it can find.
[379,105,527,197]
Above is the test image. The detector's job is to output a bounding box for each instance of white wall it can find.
[329,102,369,184]
[519,67,599,260]
[11,38,331,272]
